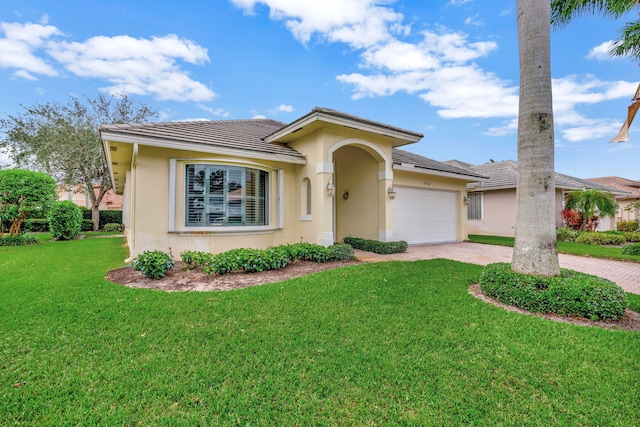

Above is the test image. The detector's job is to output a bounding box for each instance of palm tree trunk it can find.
[511,0,561,276]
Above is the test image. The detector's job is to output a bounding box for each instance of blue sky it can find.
[1,0,638,179]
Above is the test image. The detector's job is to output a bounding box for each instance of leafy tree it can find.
[511,0,561,276]
[0,93,156,230]
[551,0,640,59]
[0,169,56,237]
[565,187,617,231]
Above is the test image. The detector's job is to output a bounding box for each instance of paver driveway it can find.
[355,242,640,295]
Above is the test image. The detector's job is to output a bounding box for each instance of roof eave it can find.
[264,110,423,145]
[100,131,307,165]
[393,163,487,182]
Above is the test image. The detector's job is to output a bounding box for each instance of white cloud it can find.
[252,114,267,119]
[272,104,294,113]
[485,75,636,141]
[0,20,215,103]
[586,41,614,60]
[0,21,60,77]
[232,0,635,144]
[464,15,482,26]
[230,0,406,48]
[198,104,230,117]
[47,34,216,102]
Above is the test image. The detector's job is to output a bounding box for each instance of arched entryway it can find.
[328,138,392,243]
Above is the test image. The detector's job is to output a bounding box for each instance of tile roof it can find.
[586,176,640,198]
[392,149,487,179]
[310,107,424,139]
[456,160,626,193]
[100,119,306,160]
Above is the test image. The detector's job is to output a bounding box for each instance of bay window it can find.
[186,164,268,227]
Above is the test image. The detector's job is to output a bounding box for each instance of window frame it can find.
[169,159,281,234]
[185,164,269,228]
[467,192,483,221]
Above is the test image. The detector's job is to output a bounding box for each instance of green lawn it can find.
[2,236,639,425]
[468,234,640,263]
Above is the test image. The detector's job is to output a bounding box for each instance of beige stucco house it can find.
[101,107,484,259]
[58,184,123,210]
[586,176,640,226]
[444,160,626,237]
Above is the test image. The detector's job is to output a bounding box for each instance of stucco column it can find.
[378,169,394,242]
[316,162,335,246]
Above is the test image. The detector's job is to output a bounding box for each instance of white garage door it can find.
[392,186,458,244]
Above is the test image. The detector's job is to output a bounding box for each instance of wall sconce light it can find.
[326,176,336,197]
[388,185,396,200]
[464,195,470,205]
[343,189,349,200]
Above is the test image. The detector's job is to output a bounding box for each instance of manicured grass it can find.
[2,236,639,425]
[468,234,640,263]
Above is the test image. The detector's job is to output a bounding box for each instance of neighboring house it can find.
[101,107,485,259]
[444,160,625,237]
[585,176,640,225]
[58,184,123,210]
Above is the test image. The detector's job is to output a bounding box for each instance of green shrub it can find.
[328,243,356,261]
[0,234,38,246]
[479,263,627,321]
[100,210,122,229]
[623,232,640,242]
[575,232,626,246]
[23,218,50,233]
[195,242,355,276]
[205,248,289,275]
[81,219,93,231]
[80,209,123,229]
[621,243,640,256]
[602,230,624,236]
[343,236,408,254]
[48,201,83,240]
[556,227,578,242]
[102,223,123,232]
[180,250,214,270]
[132,250,175,279]
[617,221,639,232]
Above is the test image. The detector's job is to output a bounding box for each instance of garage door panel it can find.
[392,186,458,244]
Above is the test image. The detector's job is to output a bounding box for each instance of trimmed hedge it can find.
[180,242,356,276]
[81,220,93,231]
[0,234,38,246]
[343,236,408,254]
[556,227,578,243]
[479,263,627,321]
[23,218,50,233]
[621,243,640,256]
[103,223,123,232]
[575,232,626,246]
[48,200,82,240]
[623,232,640,243]
[81,209,123,229]
[617,221,639,232]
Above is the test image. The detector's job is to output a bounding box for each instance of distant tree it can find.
[565,187,617,231]
[0,169,57,237]
[511,0,561,276]
[0,93,156,230]
[551,0,640,59]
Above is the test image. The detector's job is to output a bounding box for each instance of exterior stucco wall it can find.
[127,145,303,258]
[469,188,582,237]
[334,145,379,241]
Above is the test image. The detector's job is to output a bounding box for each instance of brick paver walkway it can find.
[354,242,640,295]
